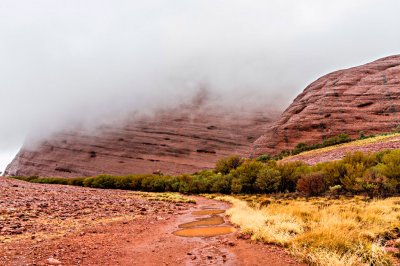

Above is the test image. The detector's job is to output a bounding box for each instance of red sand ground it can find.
[0,178,304,265]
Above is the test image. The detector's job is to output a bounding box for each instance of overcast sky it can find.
[1,0,400,172]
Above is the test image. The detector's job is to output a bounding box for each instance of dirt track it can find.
[0,178,303,265]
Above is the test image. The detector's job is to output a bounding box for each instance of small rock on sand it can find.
[46,257,62,265]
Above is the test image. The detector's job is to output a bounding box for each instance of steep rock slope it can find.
[253,55,400,156]
[5,104,278,177]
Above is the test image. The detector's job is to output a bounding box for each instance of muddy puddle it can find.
[178,216,224,228]
[191,210,225,216]
[173,226,235,237]
[173,207,235,238]
[201,203,218,208]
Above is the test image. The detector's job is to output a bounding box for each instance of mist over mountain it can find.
[1,0,400,171]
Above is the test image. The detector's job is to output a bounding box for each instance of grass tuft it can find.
[130,192,196,203]
[217,195,399,265]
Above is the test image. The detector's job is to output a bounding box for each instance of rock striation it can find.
[253,55,400,156]
[5,104,279,177]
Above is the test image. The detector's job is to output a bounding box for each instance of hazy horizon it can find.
[2,0,400,172]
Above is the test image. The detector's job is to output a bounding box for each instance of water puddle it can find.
[201,205,220,210]
[173,226,235,237]
[178,216,224,228]
[191,210,225,216]
[201,203,217,208]
[174,207,235,238]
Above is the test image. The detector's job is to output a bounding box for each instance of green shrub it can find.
[176,174,192,193]
[141,175,163,192]
[230,160,264,193]
[276,161,308,192]
[89,175,116,188]
[342,151,377,168]
[163,176,180,192]
[215,155,243,174]
[10,148,400,197]
[328,185,342,197]
[273,150,291,160]
[256,154,271,162]
[317,161,346,186]
[82,177,94,187]
[68,177,86,186]
[12,176,38,182]
[359,131,366,139]
[210,174,232,194]
[129,175,144,190]
[254,167,281,193]
[292,142,309,155]
[375,149,392,163]
[32,177,69,185]
[231,178,243,194]
[322,133,351,147]
[190,175,211,193]
[362,169,397,198]
[340,163,365,193]
[379,150,400,180]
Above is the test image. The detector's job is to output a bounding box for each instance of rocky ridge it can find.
[253,55,400,156]
[5,103,278,177]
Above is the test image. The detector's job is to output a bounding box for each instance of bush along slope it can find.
[11,149,400,198]
[265,131,400,161]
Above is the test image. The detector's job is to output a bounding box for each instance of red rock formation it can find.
[5,104,279,177]
[253,55,400,156]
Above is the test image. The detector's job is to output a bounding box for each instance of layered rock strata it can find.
[253,55,400,156]
[6,104,278,177]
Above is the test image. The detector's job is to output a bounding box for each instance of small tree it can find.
[230,160,264,193]
[256,154,271,162]
[297,172,326,197]
[379,150,400,180]
[254,168,281,193]
[359,131,366,140]
[215,155,243,174]
[361,169,397,198]
[340,163,365,193]
[277,161,308,192]
[210,174,232,194]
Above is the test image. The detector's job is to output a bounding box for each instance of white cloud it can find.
[0,0,399,163]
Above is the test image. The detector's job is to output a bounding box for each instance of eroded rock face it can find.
[5,104,279,177]
[253,55,400,156]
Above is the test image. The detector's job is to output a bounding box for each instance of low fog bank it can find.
[1,1,400,168]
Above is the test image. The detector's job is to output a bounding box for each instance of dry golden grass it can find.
[216,195,400,266]
[284,133,400,160]
[131,192,196,203]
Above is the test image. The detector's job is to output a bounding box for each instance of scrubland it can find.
[13,148,400,198]
[8,135,400,265]
[216,195,400,266]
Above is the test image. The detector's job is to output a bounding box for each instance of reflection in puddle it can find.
[201,204,218,209]
[178,216,224,228]
[173,226,235,237]
[191,210,225,216]
[174,207,234,238]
